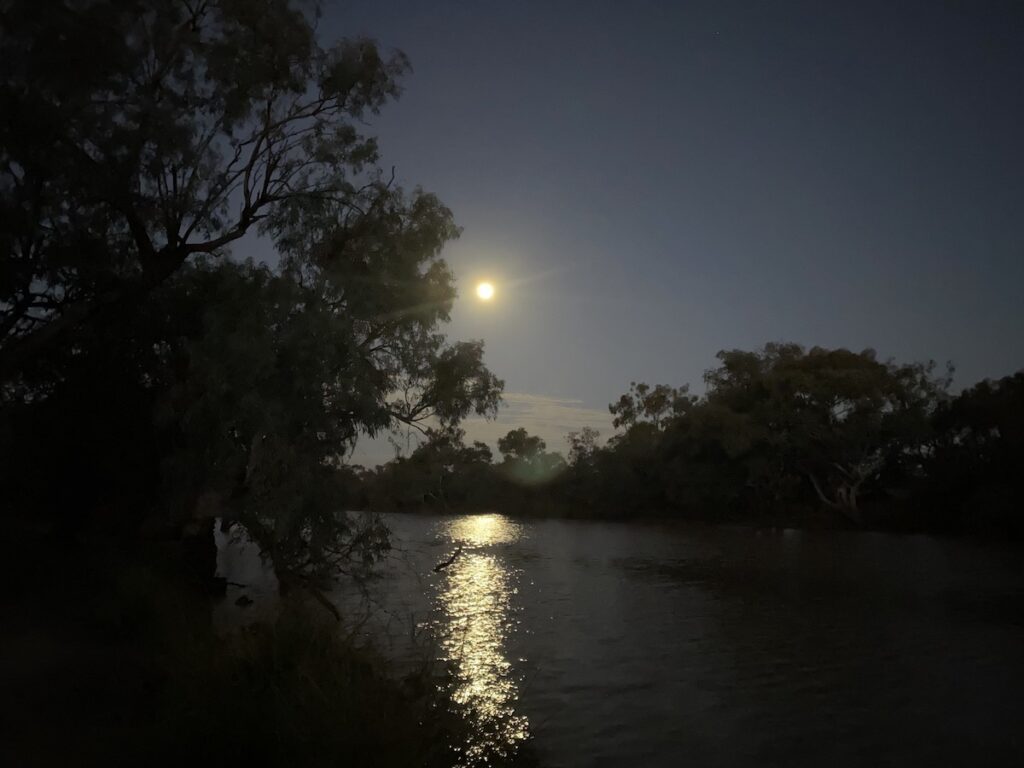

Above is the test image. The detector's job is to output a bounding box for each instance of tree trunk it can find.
[807,472,864,524]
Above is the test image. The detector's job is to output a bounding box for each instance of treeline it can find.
[361,344,1024,537]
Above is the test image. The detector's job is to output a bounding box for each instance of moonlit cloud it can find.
[350,392,616,467]
[458,392,615,455]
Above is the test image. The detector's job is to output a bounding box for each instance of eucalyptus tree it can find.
[608,381,694,430]
[1,0,407,380]
[567,426,601,467]
[159,248,502,581]
[496,428,566,485]
[702,343,948,522]
[0,0,504,584]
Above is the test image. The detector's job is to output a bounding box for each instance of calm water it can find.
[222,514,1024,766]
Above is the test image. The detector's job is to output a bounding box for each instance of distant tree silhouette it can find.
[497,428,566,486]
[358,343,1019,537]
[923,372,1024,535]
[567,426,601,467]
[497,427,547,461]
[609,382,694,429]
[697,344,949,523]
[366,428,494,512]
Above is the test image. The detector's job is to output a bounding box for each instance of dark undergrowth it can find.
[0,520,537,768]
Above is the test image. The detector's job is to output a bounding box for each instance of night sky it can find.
[281,1,1024,463]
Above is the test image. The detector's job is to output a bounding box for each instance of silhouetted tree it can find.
[158,255,502,579]
[360,344,1018,537]
[567,427,601,467]
[608,382,693,430]
[0,0,505,584]
[1,0,408,380]
[366,427,494,512]
[697,344,948,522]
[923,372,1024,534]
[497,427,546,461]
[497,428,566,486]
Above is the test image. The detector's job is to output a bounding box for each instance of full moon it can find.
[476,281,495,300]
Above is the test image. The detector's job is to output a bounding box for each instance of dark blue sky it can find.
[308,1,1024,459]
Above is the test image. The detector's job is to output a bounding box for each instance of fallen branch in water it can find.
[433,545,463,572]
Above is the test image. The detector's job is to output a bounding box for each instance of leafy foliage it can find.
[366,427,495,511]
[921,372,1024,535]
[696,344,950,521]
[608,381,694,429]
[1,0,408,378]
[0,0,504,582]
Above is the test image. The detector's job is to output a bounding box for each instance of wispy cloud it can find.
[459,392,615,453]
[350,391,616,467]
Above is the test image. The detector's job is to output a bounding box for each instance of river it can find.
[218,513,1024,767]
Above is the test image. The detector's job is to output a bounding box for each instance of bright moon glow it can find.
[476,281,495,300]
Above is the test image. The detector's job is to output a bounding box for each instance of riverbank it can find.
[364,493,1022,541]
[0,520,538,768]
